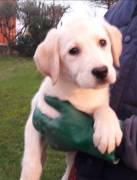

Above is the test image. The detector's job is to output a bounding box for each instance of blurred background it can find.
[0,0,118,179]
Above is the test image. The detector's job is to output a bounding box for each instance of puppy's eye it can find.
[99,39,107,47]
[69,47,80,55]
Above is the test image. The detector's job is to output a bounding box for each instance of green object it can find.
[33,96,119,164]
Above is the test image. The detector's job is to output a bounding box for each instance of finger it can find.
[32,108,53,135]
[33,107,52,122]
[45,96,74,113]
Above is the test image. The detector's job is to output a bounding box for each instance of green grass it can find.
[0,56,65,180]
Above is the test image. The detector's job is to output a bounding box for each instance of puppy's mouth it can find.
[94,78,110,89]
[95,83,108,89]
[98,78,109,84]
[94,74,117,89]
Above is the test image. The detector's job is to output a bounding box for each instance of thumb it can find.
[33,107,52,131]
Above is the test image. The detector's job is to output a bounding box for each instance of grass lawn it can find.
[0,56,65,180]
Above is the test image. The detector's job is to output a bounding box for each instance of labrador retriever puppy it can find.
[20,16,123,180]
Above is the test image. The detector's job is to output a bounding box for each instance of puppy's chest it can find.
[66,88,109,114]
[43,79,109,114]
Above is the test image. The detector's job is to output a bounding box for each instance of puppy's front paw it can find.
[93,114,123,154]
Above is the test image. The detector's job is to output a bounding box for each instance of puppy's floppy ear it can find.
[34,28,60,84]
[103,20,122,67]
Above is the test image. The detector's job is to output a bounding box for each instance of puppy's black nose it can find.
[91,66,108,80]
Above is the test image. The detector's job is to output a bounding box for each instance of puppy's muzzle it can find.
[91,66,108,80]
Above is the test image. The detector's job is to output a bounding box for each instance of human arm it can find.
[104,1,137,171]
[104,0,137,171]
[117,115,137,171]
[33,96,137,170]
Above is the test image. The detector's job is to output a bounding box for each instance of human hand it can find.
[33,96,118,163]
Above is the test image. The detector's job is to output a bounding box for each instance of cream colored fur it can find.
[20,16,123,180]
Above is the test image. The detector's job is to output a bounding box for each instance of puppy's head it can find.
[34,16,122,88]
